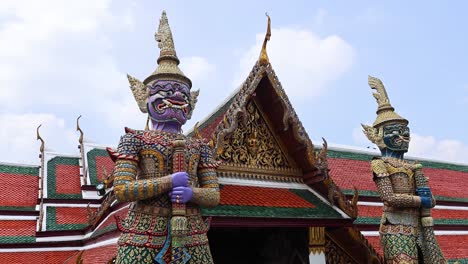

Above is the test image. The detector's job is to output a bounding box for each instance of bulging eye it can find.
[158,90,173,96]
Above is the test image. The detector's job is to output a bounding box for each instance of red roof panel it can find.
[328,158,376,191]
[0,173,38,208]
[220,185,314,208]
[0,251,77,264]
[55,207,95,225]
[329,157,468,200]
[423,167,468,199]
[0,220,36,237]
[358,205,468,220]
[55,164,81,195]
[94,156,114,182]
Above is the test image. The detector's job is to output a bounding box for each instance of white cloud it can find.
[180,56,215,84]
[352,126,468,164]
[408,133,468,164]
[0,0,148,160]
[0,0,132,108]
[236,27,354,101]
[352,125,372,147]
[0,113,77,164]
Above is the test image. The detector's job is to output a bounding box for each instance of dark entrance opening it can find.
[208,227,309,264]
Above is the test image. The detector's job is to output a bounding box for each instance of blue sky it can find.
[1,0,467,164]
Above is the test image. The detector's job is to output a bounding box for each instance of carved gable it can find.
[217,99,302,181]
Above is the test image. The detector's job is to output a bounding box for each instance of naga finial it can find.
[259,12,271,65]
[76,115,84,145]
[193,122,202,139]
[36,124,44,153]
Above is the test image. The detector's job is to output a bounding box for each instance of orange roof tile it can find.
[0,173,38,208]
[55,207,95,225]
[55,164,81,195]
[94,156,114,183]
[220,185,314,208]
[0,220,36,237]
[0,251,77,264]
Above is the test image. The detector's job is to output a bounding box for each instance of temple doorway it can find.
[208,227,309,264]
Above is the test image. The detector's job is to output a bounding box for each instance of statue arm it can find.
[414,165,436,208]
[109,133,173,202]
[112,159,173,202]
[190,144,220,208]
[372,159,422,208]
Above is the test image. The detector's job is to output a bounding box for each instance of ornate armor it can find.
[110,129,219,263]
[363,76,446,263]
[372,157,423,263]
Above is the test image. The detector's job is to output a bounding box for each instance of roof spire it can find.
[259,13,271,65]
[144,10,192,87]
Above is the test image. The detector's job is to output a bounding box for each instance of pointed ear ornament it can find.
[187,89,200,119]
[127,74,149,113]
[362,124,385,149]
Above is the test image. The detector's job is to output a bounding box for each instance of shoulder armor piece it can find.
[371,158,389,178]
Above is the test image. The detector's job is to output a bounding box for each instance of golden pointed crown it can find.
[368,75,408,128]
[143,11,192,87]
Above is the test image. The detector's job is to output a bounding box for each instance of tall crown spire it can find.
[368,75,408,127]
[144,11,192,87]
[258,13,271,65]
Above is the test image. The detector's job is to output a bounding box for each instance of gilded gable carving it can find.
[219,100,291,169]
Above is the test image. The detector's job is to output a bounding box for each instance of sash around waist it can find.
[129,202,201,216]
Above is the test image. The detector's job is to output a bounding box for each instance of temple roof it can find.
[203,185,345,222]
[325,146,468,204]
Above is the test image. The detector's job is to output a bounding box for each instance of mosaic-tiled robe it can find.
[109,128,219,264]
[372,157,435,264]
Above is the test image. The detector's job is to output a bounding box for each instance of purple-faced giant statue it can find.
[108,11,219,264]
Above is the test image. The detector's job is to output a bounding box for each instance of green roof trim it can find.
[449,259,468,264]
[0,206,36,211]
[327,149,468,172]
[0,236,36,244]
[87,148,110,185]
[0,164,39,176]
[46,207,88,231]
[354,216,468,226]
[46,156,82,199]
[202,188,343,219]
[342,189,380,197]
[91,223,117,238]
[341,189,468,203]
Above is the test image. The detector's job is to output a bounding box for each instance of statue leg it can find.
[381,232,419,264]
[115,245,159,264]
[187,243,214,264]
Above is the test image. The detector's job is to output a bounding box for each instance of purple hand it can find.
[171,172,189,187]
[171,186,193,204]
